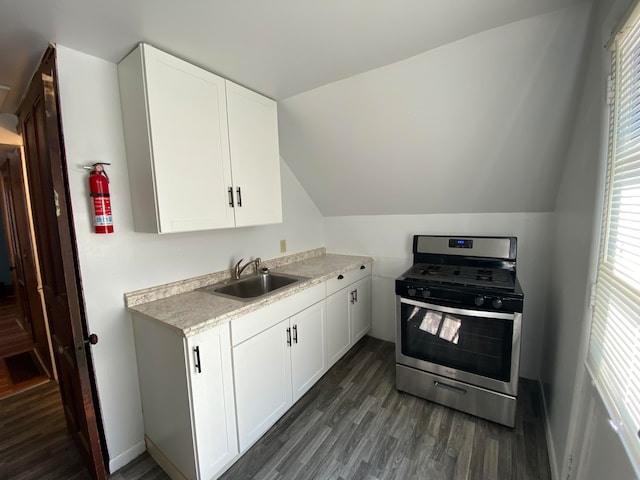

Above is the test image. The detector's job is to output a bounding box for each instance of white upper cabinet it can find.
[226,81,282,227]
[118,43,282,233]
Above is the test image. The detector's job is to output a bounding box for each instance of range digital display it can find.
[449,238,473,249]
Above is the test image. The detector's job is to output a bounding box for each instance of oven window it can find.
[400,302,513,382]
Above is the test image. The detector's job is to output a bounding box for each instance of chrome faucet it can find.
[233,257,262,280]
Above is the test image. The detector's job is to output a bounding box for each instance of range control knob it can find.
[474,296,485,307]
[421,289,431,299]
[492,298,503,309]
[407,288,417,297]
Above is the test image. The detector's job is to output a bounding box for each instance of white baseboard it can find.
[108,440,146,474]
[538,376,560,480]
[145,436,189,480]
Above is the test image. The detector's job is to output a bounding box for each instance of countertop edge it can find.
[124,247,327,308]
[127,252,373,336]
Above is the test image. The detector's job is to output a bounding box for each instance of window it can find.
[587,6,640,470]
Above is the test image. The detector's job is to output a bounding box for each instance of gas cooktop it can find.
[403,263,515,290]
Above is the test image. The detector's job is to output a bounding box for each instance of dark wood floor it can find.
[0,296,33,359]
[0,296,49,399]
[221,336,551,480]
[0,336,551,480]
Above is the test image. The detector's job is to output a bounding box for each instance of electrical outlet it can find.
[280,239,287,253]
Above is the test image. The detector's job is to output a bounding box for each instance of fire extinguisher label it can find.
[93,196,114,233]
[95,215,113,226]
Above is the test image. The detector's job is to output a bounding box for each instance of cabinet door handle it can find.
[338,274,344,280]
[236,186,242,207]
[286,327,292,347]
[354,288,358,303]
[228,187,234,207]
[193,346,202,373]
[350,290,356,304]
[292,324,298,344]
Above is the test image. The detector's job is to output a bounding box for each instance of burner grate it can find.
[405,263,515,290]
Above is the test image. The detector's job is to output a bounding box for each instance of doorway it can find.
[8,45,109,479]
[0,147,51,398]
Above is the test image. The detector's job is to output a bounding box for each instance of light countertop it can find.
[126,252,372,336]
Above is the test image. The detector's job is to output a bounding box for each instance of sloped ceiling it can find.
[0,0,586,114]
[0,0,592,217]
[279,3,593,216]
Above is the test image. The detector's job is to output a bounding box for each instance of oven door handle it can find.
[399,297,515,320]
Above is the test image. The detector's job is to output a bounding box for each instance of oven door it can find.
[396,296,522,396]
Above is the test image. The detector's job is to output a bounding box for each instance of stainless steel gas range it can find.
[395,235,524,427]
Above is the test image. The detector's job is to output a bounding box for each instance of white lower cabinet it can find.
[325,263,372,368]
[326,286,351,367]
[350,276,372,344]
[290,301,326,401]
[233,300,326,451]
[187,331,238,480]
[233,317,292,452]
[132,316,237,480]
[131,263,371,480]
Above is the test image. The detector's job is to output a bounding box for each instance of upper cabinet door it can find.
[226,81,282,227]
[119,44,235,233]
[145,47,234,233]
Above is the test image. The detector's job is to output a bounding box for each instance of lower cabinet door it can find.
[233,318,292,451]
[326,288,351,368]
[188,325,238,479]
[290,301,326,402]
[351,276,372,343]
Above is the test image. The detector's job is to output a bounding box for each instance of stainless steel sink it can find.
[200,273,309,300]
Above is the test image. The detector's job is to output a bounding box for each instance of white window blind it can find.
[587,8,640,470]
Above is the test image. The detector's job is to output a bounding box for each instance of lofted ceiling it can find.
[0,0,593,217]
[279,2,594,215]
[0,0,588,114]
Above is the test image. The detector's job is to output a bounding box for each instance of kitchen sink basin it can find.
[201,273,309,300]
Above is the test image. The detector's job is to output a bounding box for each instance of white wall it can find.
[324,212,553,380]
[54,45,324,472]
[279,4,591,217]
[541,0,638,478]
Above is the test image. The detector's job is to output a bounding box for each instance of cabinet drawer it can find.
[231,282,324,346]
[325,263,371,296]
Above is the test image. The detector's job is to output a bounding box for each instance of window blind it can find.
[587,9,640,470]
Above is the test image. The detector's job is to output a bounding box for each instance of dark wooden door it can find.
[17,48,107,479]
[0,154,53,374]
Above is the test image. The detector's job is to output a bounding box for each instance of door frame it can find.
[16,45,109,478]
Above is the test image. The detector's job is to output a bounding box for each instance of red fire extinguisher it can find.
[89,163,113,234]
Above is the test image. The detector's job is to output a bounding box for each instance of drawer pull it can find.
[434,380,466,395]
[360,265,366,270]
[338,274,344,280]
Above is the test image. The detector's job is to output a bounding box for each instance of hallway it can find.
[0,297,48,399]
